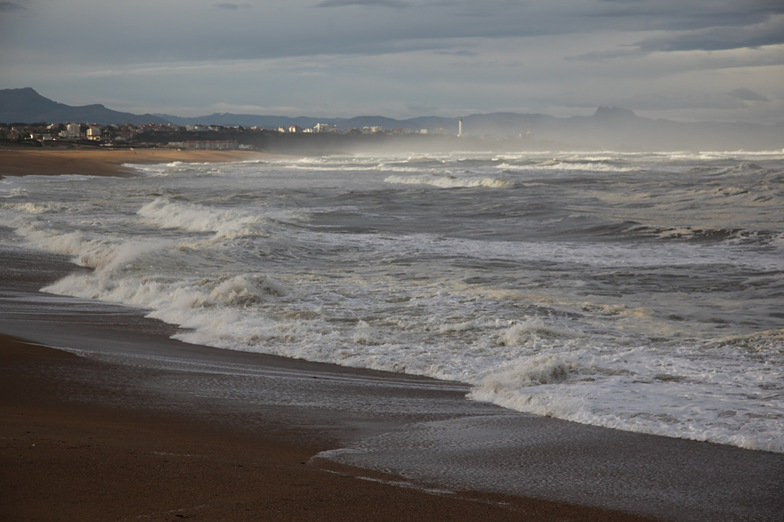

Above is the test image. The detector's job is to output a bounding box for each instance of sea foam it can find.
[138,197,267,238]
[5,150,783,455]
[384,174,511,188]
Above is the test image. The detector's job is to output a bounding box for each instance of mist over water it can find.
[2,149,782,452]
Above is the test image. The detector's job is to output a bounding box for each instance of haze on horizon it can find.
[1,1,782,124]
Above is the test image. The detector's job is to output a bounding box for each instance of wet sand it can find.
[2,258,783,521]
[0,248,651,521]
[0,149,601,520]
[4,334,632,521]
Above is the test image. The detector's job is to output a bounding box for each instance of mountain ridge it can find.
[0,88,169,126]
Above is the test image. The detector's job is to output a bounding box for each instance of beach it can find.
[0,146,271,178]
[0,148,639,520]
[2,148,782,521]
[0,252,641,521]
[5,335,621,521]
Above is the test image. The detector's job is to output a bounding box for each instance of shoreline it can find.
[3,334,612,521]
[0,335,641,521]
[2,160,783,520]
[1,255,783,520]
[0,251,645,521]
[0,146,280,178]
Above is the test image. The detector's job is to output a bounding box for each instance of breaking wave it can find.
[384,174,511,188]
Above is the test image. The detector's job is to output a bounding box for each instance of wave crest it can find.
[138,197,266,238]
[384,175,511,188]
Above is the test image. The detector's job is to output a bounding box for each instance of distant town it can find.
[2,88,781,152]
[0,120,460,153]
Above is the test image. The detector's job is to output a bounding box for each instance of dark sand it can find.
[0,153,645,520]
[1,150,782,521]
[4,334,637,521]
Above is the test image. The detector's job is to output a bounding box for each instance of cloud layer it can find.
[1,0,782,122]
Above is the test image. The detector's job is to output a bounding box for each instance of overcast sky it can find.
[1,0,782,122]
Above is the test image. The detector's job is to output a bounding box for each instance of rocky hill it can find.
[0,88,168,125]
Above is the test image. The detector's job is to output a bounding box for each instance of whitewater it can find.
[2,149,782,453]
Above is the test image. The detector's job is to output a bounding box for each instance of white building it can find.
[86,126,102,141]
[65,122,81,139]
[313,123,338,133]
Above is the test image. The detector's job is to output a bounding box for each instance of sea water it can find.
[2,149,782,453]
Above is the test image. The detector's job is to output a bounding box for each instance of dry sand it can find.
[0,146,274,177]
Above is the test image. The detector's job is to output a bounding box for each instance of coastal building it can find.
[64,122,81,139]
[86,126,102,141]
[313,123,338,133]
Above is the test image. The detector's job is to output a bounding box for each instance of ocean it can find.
[2,149,782,454]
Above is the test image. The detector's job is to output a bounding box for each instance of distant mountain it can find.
[0,87,168,125]
[3,88,782,150]
[159,112,344,129]
[160,108,783,150]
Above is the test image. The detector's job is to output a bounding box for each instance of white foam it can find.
[468,339,784,453]
[1,201,67,214]
[138,197,267,238]
[11,217,113,264]
[384,174,511,188]
[5,151,783,455]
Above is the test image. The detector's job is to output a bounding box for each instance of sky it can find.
[1,0,783,123]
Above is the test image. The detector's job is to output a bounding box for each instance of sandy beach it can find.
[4,335,629,521]
[0,291,639,521]
[2,149,782,521]
[0,146,272,178]
[0,149,643,520]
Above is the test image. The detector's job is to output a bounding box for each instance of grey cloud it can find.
[3,0,782,124]
[567,49,639,63]
[637,14,784,52]
[215,3,251,11]
[316,0,410,8]
[436,49,476,57]
[730,88,769,102]
[595,0,782,31]
[574,7,784,59]
[0,2,25,11]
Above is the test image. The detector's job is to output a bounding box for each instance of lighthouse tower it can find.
[458,118,463,137]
